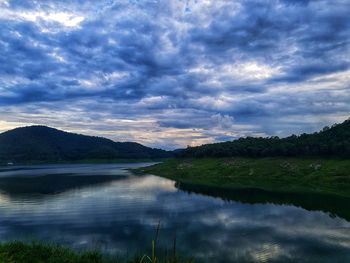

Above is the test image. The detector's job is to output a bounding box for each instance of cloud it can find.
[0,0,349,148]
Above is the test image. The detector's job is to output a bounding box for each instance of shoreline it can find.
[137,157,350,198]
[0,158,166,167]
[0,241,193,263]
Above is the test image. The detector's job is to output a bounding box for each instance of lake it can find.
[0,163,349,263]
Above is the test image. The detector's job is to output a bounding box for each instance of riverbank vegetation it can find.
[0,241,193,263]
[139,119,350,198]
[140,157,350,198]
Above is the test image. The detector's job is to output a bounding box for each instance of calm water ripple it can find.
[0,163,349,263]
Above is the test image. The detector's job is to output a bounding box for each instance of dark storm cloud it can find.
[0,0,349,148]
[271,62,350,82]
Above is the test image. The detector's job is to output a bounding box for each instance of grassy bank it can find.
[0,241,103,263]
[0,241,193,263]
[138,157,350,198]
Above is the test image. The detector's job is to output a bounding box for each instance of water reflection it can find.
[0,164,349,263]
[176,182,350,222]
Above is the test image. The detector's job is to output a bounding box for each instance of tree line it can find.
[178,119,350,158]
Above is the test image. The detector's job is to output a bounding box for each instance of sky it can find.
[0,0,349,149]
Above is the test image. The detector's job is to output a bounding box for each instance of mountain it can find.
[0,126,171,163]
[178,119,350,158]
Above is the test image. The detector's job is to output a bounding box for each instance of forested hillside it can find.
[0,126,171,163]
[179,119,350,158]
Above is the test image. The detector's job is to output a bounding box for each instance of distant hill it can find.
[178,119,350,158]
[0,126,171,164]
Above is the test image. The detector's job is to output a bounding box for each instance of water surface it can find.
[0,163,349,263]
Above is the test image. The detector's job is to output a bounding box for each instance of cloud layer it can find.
[0,0,349,149]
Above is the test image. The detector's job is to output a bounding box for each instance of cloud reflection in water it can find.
[0,164,349,262]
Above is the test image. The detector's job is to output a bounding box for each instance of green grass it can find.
[138,157,350,198]
[0,242,103,263]
[0,241,193,263]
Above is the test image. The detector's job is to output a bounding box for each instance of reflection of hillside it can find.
[0,174,124,198]
[176,182,350,222]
